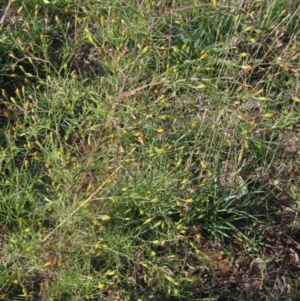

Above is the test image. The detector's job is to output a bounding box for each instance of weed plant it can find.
[0,0,300,300]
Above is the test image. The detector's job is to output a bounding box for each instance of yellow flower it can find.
[156,148,165,155]
[125,158,134,164]
[64,5,72,13]
[100,16,105,27]
[143,218,153,225]
[200,52,208,60]
[197,83,207,89]
[200,161,207,169]
[240,65,252,70]
[154,221,162,227]
[99,215,111,221]
[176,157,183,167]
[191,121,197,128]
[244,26,253,32]
[151,197,159,203]
[142,46,151,55]
[98,283,105,290]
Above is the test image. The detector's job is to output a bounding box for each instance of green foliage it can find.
[0,0,299,300]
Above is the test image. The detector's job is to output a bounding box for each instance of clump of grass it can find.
[0,0,299,300]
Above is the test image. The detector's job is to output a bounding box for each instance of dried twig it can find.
[0,0,13,31]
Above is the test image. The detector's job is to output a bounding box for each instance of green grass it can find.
[0,0,300,300]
